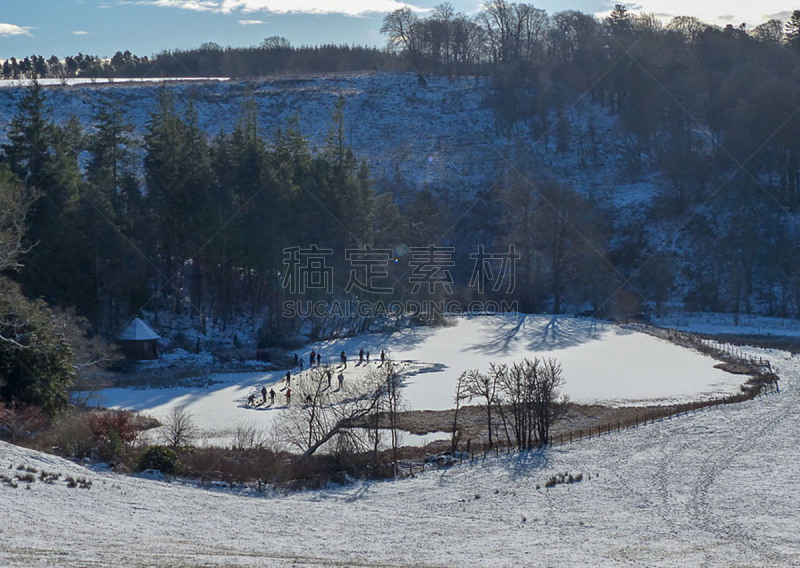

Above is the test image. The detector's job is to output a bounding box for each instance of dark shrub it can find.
[137,445,179,474]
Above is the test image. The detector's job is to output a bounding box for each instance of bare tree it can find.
[160,405,197,449]
[275,366,386,460]
[461,368,498,448]
[532,357,568,445]
[368,360,404,474]
[231,419,268,452]
[451,369,469,452]
[751,19,784,45]
[381,8,420,55]
[0,169,36,274]
[493,357,567,449]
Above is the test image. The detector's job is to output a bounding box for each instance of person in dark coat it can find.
[269,388,276,405]
[326,369,332,387]
[261,386,267,403]
[359,348,364,363]
[340,350,347,368]
[285,371,291,385]
[286,388,291,404]
[380,350,386,364]
[310,350,316,367]
[316,352,322,366]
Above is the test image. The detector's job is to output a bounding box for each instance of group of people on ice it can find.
[246,347,387,408]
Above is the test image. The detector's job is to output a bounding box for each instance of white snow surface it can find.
[92,314,745,448]
[1,343,798,567]
[654,311,800,338]
[0,77,228,88]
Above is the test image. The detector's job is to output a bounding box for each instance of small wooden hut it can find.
[117,318,161,360]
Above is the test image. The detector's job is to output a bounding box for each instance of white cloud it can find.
[603,1,798,27]
[140,0,219,12]
[223,0,416,16]
[0,23,31,37]
[238,19,267,24]
[137,0,417,16]
[72,30,90,35]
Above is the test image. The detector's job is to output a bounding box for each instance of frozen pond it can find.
[94,314,746,446]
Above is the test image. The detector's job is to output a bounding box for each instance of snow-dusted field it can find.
[0,77,229,88]
[1,343,797,567]
[93,314,745,446]
[654,311,800,338]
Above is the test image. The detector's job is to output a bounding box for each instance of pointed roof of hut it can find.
[117,318,161,341]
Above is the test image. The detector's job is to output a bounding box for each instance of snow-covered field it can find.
[1,340,797,567]
[92,314,745,447]
[654,311,800,338]
[0,77,228,88]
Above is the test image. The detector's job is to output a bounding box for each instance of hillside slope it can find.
[0,73,648,203]
[1,343,797,567]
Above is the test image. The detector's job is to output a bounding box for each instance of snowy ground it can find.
[1,342,797,567]
[0,77,229,88]
[654,311,800,338]
[91,314,745,447]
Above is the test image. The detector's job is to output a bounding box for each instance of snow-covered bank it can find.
[2,345,798,567]
[654,312,800,338]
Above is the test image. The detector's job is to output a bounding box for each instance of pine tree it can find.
[2,80,52,189]
[786,10,800,50]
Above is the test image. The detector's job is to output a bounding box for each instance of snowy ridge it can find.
[2,344,799,567]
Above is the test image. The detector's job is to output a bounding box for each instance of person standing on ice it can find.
[380,350,386,364]
[338,372,344,388]
[340,350,347,368]
[261,385,267,403]
[269,388,276,405]
[310,350,316,368]
[359,348,364,364]
[326,369,332,387]
[316,352,322,366]
[285,370,291,385]
[286,388,291,404]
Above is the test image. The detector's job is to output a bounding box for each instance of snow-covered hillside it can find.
[0,72,652,204]
[2,341,797,567]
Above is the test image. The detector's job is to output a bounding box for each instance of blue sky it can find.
[0,1,796,60]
